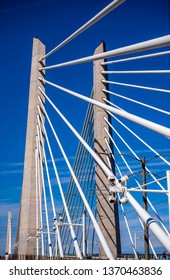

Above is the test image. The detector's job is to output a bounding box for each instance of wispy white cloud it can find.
[0,161,23,175]
[0,169,23,175]
[50,176,71,186]
[0,155,75,176]
[0,162,23,167]
[47,155,75,165]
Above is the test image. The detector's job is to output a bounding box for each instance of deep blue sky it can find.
[0,0,170,255]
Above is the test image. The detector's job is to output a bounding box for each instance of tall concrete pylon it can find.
[15,38,45,256]
[93,42,121,258]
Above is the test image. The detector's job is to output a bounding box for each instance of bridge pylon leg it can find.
[93,42,121,258]
[15,38,45,256]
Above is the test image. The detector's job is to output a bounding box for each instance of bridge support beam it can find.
[93,42,121,258]
[15,38,45,256]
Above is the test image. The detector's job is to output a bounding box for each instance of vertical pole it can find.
[82,208,87,258]
[6,210,12,255]
[15,38,45,256]
[55,231,58,257]
[166,170,170,234]
[134,233,137,252]
[35,147,39,259]
[93,41,121,258]
[141,157,149,259]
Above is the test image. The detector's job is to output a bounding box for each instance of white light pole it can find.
[166,170,170,235]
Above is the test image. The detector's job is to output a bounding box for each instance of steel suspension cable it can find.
[102,80,170,94]
[103,104,170,167]
[101,70,170,74]
[37,126,53,257]
[36,137,44,256]
[35,146,39,258]
[129,177,167,192]
[38,96,115,260]
[66,100,94,195]
[37,107,81,259]
[39,0,125,61]
[38,82,169,198]
[39,35,170,70]
[66,152,94,255]
[37,87,170,253]
[105,111,168,192]
[101,50,170,65]
[38,78,170,138]
[102,89,170,116]
[38,85,114,177]
[104,126,169,235]
[63,102,95,253]
[65,106,94,213]
[37,116,64,258]
[104,129,141,186]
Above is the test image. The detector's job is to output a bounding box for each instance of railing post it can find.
[93,41,121,258]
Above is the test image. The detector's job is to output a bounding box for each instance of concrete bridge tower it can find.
[15,38,45,255]
[93,42,121,258]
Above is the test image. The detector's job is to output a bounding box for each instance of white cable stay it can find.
[104,126,169,235]
[102,80,170,94]
[101,50,170,65]
[129,176,167,191]
[38,77,170,138]
[103,102,170,167]
[35,146,39,258]
[37,97,115,260]
[37,126,53,257]
[39,0,125,61]
[37,117,64,258]
[36,137,44,256]
[129,189,168,194]
[104,123,167,195]
[103,98,125,111]
[106,110,169,193]
[37,107,82,259]
[39,35,170,70]
[37,87,170,253]
[101,70,170,74]
[39,127,56,216]
[104,130,141,187]
[102,88,170,116]
[38,85,113,178]
[38,96,116,259]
